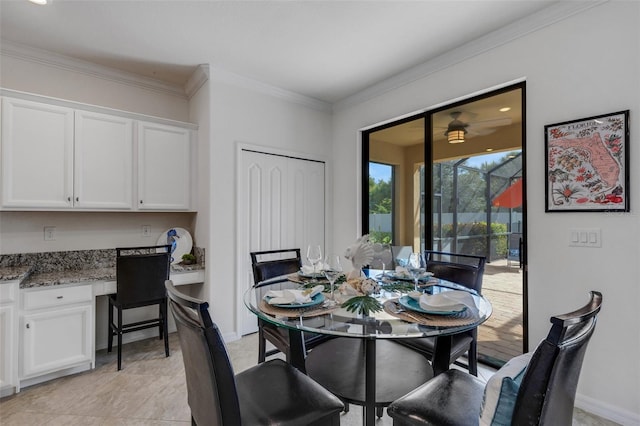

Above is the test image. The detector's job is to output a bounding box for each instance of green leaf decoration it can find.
[341,296,383,316]
[380,281,414,293]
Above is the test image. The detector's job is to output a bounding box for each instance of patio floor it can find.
[477,259,524,365]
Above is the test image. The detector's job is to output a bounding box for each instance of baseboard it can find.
[19,363,91,392]
[575,392,640,426]
[95,324,178,351]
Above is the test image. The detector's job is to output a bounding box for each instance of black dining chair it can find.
[395,250,486,375]
[108,245,171,370]
[387,291,603,426]
[165,280,344,425]
[250,248,332,363]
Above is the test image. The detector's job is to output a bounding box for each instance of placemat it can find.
[383,300,479,327]
[285,273,328,285]
[259,299,339,319]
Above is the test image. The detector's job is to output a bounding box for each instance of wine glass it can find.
[323,254,343,306]
[408,252,427,291]
[306,245,323,283]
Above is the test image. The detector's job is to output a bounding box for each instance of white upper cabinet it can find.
[74,111,133,209]
[1,97,74,208]
[1,93,196,211]
[137,121,191,210]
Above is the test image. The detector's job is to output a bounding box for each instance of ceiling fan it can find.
[439,111,512,143]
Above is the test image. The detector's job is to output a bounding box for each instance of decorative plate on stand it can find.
[157,227,193,264]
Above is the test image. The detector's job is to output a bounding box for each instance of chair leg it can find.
[158,302,163,340]
[162,300,170,357]
[258,323,266,363]
[107,299,113,353]
[117,306,123,371]
[468,338,478,376]
[377,406,383,418]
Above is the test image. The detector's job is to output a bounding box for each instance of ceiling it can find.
[0,0,560,104]
[370,88,522,145]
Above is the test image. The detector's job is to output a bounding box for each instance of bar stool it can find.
[108,245,171,370]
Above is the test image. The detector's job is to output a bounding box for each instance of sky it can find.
[369,162,392,182]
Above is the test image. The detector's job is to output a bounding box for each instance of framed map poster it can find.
[545,110,629,212]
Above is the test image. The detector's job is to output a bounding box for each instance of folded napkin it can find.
[394,266,411,278]
[266,285,324,305]
[300,264,327,275]
[394,266,433,280]
[419,290,477,313]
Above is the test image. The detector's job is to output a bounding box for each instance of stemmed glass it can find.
[323,254,343,307]
[408,252,427,292]
[379,243,392,278]
[306,245,323,283]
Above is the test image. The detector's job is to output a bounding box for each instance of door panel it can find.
[239,150,325,336]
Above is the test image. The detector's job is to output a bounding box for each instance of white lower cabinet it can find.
[19,285,94,386]
[0,282,19,396]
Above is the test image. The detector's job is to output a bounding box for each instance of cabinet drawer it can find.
[23,285,92,311]
[0,282,18,304]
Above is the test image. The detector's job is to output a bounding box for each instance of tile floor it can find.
[0,333,618,425]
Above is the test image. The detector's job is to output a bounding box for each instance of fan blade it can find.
[468,117,512,128]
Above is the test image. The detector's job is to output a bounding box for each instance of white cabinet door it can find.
[1,97,74,208]
[137,121,191,210]
[21,304,93,378]
[0,304,16,393]
[74,111,133,209]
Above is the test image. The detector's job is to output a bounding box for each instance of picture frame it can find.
[545,110,629,212]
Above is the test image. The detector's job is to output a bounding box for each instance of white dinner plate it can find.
[157,227,193,264]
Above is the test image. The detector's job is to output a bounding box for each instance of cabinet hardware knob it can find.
[140,200,143,204]
[76,197,79,202]
[68,197,71,202]
[26,324,30,329]
[57,296,63,299]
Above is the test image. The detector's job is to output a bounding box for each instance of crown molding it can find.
[209,67,331,113]
[333,0,608,111]
[185,64,210,99]
[0,40,188,99]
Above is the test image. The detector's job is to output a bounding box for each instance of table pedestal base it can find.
[305,337,433,426]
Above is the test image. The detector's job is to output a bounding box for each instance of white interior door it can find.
[239,149,325,336]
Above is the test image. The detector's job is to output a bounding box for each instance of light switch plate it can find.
[569,228,601,247]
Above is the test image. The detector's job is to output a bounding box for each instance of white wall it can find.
[332,2,639,423]
[0,54,190,121]
[206,73,332,337]
[187,68,211,302]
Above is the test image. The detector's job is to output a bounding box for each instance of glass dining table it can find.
[243,271,492,426]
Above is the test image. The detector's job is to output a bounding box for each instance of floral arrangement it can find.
[337,273,383,316]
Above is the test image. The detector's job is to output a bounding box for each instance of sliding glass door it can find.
[363,83,527,367]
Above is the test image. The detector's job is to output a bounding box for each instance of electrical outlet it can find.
[44,226,56,241]
[142,225,151,237]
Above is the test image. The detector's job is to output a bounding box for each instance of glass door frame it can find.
[361,81,528,358]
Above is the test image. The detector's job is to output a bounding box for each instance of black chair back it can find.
[513,291,602,425]
[116,246,171,306]
[424,250,486,293]
[166,280,241,425]
[386,291,603,426]
[250,248,302,285]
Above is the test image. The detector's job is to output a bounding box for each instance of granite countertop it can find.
[0,265,33,283]
[1,263,205,289]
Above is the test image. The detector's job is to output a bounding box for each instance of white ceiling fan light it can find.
[28,0,49,5]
